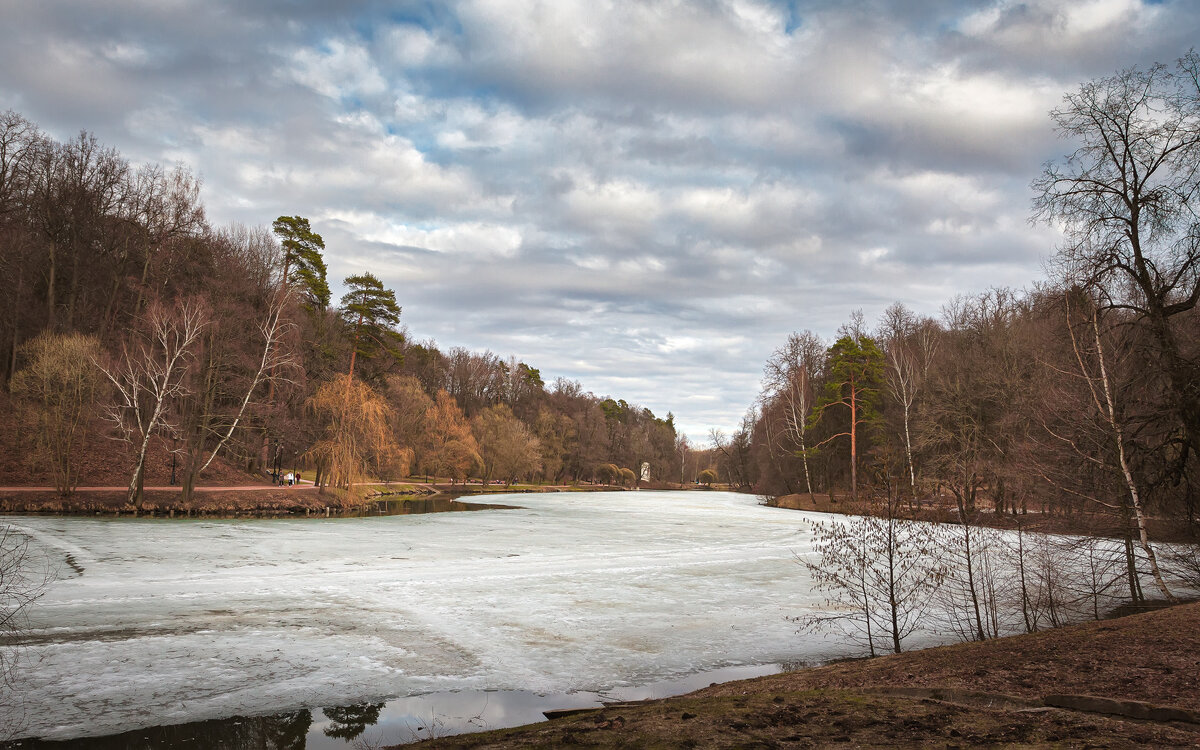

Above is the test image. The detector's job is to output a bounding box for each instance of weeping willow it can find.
[306,375,398,496]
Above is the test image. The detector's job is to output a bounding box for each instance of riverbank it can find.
[408,601,1200,748]
[766,491,1198,544]
[0,479,693,516]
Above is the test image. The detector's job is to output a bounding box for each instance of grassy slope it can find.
[411,602,1200,748]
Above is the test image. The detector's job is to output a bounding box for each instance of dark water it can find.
[337,495,519,517]
[1,664,780,749]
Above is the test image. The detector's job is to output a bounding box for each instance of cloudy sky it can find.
[1,0,1196,441]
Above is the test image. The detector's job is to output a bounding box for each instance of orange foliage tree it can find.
[307,375,397,495]
[422,390,480,483]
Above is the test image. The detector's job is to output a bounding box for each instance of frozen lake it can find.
[4,490,899,745]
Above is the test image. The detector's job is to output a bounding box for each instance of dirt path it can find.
[0,482,316,494]
[0,482,316,492]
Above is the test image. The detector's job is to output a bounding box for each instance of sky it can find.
[1,0,1196,443]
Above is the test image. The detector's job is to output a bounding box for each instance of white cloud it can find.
[291,39,388,101]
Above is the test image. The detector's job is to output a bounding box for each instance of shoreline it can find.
[0,482,702,518]
[404,601,1200,748]
[763,491,1199,545]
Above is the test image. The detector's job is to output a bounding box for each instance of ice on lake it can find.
[4,490,901,742]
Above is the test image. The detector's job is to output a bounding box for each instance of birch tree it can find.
[177,293,299,502]
[877,303,938,496]
[1064,296,1175,602]
[99,298,208,508]
[763,331,825,501]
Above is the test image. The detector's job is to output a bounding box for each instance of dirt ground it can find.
[409,602,1200,748]
[0,487,352,515]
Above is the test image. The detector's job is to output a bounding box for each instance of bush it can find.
[618,467,637,487]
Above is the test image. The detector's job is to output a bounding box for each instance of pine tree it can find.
[272,215,330,311]
[340,272,402,380]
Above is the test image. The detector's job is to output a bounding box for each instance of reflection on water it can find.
[338,496,518,517]
[1,709,313,749]
[320,702,384,740]
[1,664,780,749]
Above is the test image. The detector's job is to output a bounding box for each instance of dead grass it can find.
[409,602,1200,749]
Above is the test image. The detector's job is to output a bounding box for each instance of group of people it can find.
[271,471,301,486]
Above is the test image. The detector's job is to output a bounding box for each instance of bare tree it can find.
[1033,52,1200,460]
[795,487,944,656]
[178,292,300,502]
[99,298,209,508]
[122,163,206,321]
[0,111,42,240]
[31,131,129,330]
[1,523,52,740]
[675,432,691,484]
[763,331,825,501]
[934,520,1004,642]
[877,303,938,496]
[1063,296,1175,601]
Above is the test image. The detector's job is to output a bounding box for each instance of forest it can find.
[0,110,690,508]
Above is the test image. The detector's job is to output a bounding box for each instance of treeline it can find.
[727,55,1200,625]
[739,289,1198,525]
[0,110,687,505]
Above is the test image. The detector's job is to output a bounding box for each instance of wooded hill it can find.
[0,110,690,507]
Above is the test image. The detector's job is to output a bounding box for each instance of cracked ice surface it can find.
[7,491,874,740]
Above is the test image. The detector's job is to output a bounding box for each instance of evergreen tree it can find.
[272,215,330,311]
[340,272,402,380]
[812,334,885,501]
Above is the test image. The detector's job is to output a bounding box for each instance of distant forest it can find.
[0,109,691,506]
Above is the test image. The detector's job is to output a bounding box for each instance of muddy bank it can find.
[0,482,703,518]
[410,601,1200,748]
[0,486,518,518]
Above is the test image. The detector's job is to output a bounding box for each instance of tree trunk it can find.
[849,375,858,502]
[1016,522,1034,633]
[888,518,901,654]
[181,465,198,505]
[902,401,916,497]
[1092,312,1176,602]
[959,509,986,641]
[1123,531,1140,603]
[46,245,56,329]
